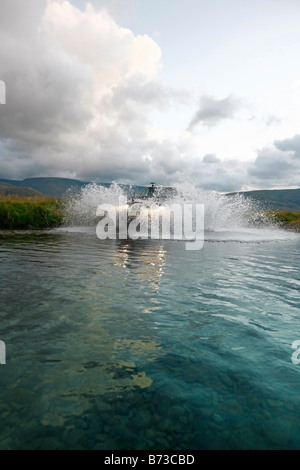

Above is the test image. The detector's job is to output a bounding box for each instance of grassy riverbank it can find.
[0,196,64,229]
[269,211,300,231]
[1,196,300,232]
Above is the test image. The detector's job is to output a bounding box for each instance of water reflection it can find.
[0,235,170,434]
[114,240,166,281]
[113,241,167,317]
[114,242,130,269]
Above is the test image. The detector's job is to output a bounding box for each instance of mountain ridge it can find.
[1,177,300,211]
[227,188,300,211]
[0,182,48,198]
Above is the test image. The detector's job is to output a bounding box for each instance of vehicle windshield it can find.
[137,186,177,200]
[138,186,155,198]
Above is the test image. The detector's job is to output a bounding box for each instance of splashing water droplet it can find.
[61,181,297,242]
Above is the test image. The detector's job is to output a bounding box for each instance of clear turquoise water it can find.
[0,228,300,449]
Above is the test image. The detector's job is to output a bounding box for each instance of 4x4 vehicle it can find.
[130,183,178,205]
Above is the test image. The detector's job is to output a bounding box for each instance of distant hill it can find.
[0,177,144,198]
[1,177,300,211]
[0,182,47,198]
[228,188,300,211]
[0,177,91,197]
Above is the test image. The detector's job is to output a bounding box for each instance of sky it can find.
[1,0,300,191]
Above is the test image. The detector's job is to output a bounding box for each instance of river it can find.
[1,225,300,449]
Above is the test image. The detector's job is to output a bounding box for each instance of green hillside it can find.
[227,188,300,211]
[1,178,300,211]
[0,178,142,198]
[0,177,90,197]
[0,182,47,198]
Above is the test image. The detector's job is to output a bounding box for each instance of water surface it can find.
[0,228,300,449]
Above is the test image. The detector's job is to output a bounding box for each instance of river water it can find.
[1,223,300,449]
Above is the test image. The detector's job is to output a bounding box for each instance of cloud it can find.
[188,94,242,129]
[247,135,300,187]
[74,0,136,21]
[0,0,47,38]
[0,0,169,181]
[248,148,295,180]
[0,1,299,192]
[188,157,247,192]
[175,134,300,192]
[0,0,195,185]
[274,134,300,156]
[264,115,282,127]
[110,75,189,111]
[202,154,221,164]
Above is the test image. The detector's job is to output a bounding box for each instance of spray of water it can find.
[63,183,127,225]
[63,181,275,233]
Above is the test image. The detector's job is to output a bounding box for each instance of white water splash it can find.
[61,181,298,242]
[63,182,127,225]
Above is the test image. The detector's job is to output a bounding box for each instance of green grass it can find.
[0,196,64,229]
[1,196,300,233]
[269,211,300,230]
